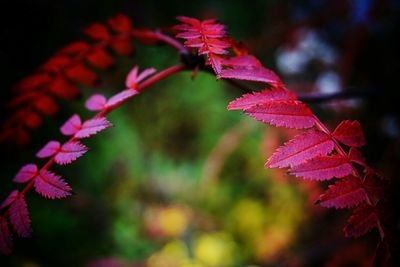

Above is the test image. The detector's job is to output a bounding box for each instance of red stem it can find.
[131,29,186,52]
[1,64,187,215]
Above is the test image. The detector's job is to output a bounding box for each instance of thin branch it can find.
[1,64,187,217]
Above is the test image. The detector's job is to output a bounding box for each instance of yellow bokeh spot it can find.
[230,199,265,240]
[159,206,189,237]
[193,232,236,267]
[147,240,189,267]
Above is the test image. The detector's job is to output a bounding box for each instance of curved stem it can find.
[131,29,186,52]
[1,64,187,216]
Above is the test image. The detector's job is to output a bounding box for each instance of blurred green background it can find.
[1,0,399,266]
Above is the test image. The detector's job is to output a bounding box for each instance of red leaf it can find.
[175,16,230,74]
[59,41,90,56]
[65,64,97,86]
[332,120,366,147]
[14,74,51,92]
[25,111,42,129]
[106,89,138,108]
[245,100,315,129]
[36,141,61,158]
[107,14,132,33]
[34,170,72,199]
[222,55,262,68]
[289,155,353,180]
[60,114,82,136]
[13,164,38,183]
[85,94,107,111]
[125,66,156,89]
[228,87,297,111]
[42,56,71,73]
[34,95,59,115]
[265,130,334,168]
[54,141,88,165]
[219,65,281,86]
[207,54,224,74]
[110,37,133,56]
[48,78,80,100]
[317,176,367,208]
[9,197,32,237]
[0,216,13,255]
[0,191,18,210]
[75,117,112,139]
[86,47,115,69]
[344,205,379,238]
[84,23,110,41]
[348,147,366,167]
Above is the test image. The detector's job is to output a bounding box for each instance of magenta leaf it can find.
[265,130,334,168]
[245,100,315,129]
[106,89,138,108]
[34,170,72,199]
[36,141,61,158]
[85,94,107,111]
[75,117,112,138]
[207,54,224,74]
[0,191,19,210]
[317,176,367,208]
[289,155,353,180]
[219,65,281,86]
[13,164,38,183]
[228,87,297,111]
[332,120,366,147]
[0,216,13,255]
[222,55,262,68]
[125,66,156,89]
[9,197,31,237]
[344,205,379,238]
[175,16,229,74]
[54,141,88,165]
[60,114,82,136]
[135,67,156,84]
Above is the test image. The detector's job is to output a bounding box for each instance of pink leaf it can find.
[85,94,107,111]
[207,54,224,74]
[13,164,38,183]
[34,170,72,199]
[289,155,353,180]
[332,120,366,147]
[125,66,156,89]
[0,191,19,210]
[344,205,379,238]
[265,130,334,168]
[60,114,82,136]
[106,89,138,108]
[75,117,112,138]
[36,141,60,158]
[228,87,297,111]
[219,65,281,86]
[222,55,262,68]
[54,141,88,165]
[316,176,367,208]
[9,197,31,237]
[135,68,157,84]
[245,100,315,129]
[175,16,229,74]
[0,216,13,255]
